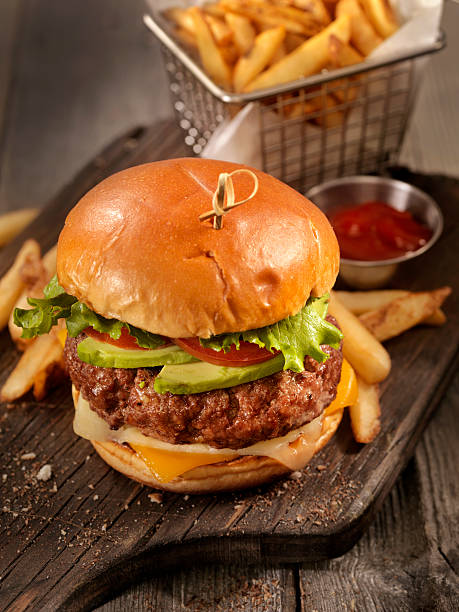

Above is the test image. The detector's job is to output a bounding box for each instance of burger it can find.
[15,158,357,494]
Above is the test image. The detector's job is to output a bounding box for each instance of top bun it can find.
[57,158,339,338]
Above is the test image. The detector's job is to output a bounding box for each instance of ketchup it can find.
[330,201,432,261]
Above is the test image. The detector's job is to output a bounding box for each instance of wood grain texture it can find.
[0,125,458,611]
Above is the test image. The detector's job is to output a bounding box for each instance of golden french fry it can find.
[8,289,32,350]
[423,308,446,327]
[220,0,321,36]
[33,346,66,401]
[202,2,227,19]
[0,332,63,402]
[284,32,306,53]
[334,289,409,315]
[336,0,382,55]
[234,26,286,92]
[309,92,344,127]
[335,289,447,328]
[328,291,391,384]
[8,244,57,350]
[42,244,58,277]
[287,0,331,25]
[268,40,286,66]
[360,0,398,38]
[328,36,364,66]
[205,14,234,46]
[175,27,197,49]
[0,239,41,331]
[224,12,256,55]
[245,15,351,92]
[327,37,363,102]
[0,209,39,248]
[189,6,232,89]
[349,376,381,443]
[164,7,195,35]
[219,43,240,65]
[359,288,452,342]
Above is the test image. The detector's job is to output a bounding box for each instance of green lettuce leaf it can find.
[14,276,164,349]
[200,295,342,371]
[14,278,78,339]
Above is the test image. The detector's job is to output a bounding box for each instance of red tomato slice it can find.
[174,337,276,366]
[84,327,170,351]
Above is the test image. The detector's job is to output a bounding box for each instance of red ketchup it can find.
[330,201,432,261]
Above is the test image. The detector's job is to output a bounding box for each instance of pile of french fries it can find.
[0,211,451,448]
[165,0,398,122]
[329,287,451,443]
[0,215,66,403]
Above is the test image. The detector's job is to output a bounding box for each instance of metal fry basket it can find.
[144,5,444,192]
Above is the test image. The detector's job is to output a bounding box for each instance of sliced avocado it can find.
[77,336,198,368]
[154,353,285,395]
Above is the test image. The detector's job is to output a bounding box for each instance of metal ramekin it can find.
[306,176,443,289]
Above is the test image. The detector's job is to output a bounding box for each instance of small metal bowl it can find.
[306,176,443,289]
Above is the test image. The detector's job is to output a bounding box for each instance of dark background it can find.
[0,1,458,610]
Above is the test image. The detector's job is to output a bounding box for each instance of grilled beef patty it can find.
[65,318,343,450]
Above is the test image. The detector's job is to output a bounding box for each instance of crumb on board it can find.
[148,492,163,504]
[36,464,52,481]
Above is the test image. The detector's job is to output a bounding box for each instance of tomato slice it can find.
[174,337,277,366]
[84,327,170,351]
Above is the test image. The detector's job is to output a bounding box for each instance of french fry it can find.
[327,36,363,102]
[349,376,381,443]
[164,7,195,35]
[359,287,452,342]
[8,244,58,349]
[328,291,391,384]
[202,2,227,19]
[281,0,331,25]
[268,40,287,66]
[224,12,256,55]
[220,1,321,36]
[0,239,41,331]
[359,0,398,38]
[0,209,39,248]
[423,308,446,327]
[336,0,382,55]
[205,14,234,46]
[0,332,64,402]
[42,244,58,277]
[334,289,409,315]
[175,27,198,49]
[233,26,286,92]
[284,32,306,53]
[335,289,447,328]
[33,338,66,401]
[309,92,344,127]
[189,6,232,89]
[245,15,351,92]
[328,36,364,66]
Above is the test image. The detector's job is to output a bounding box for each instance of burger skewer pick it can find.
[13,158,359,494]
[199,168,259,229]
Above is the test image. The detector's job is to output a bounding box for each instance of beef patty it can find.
[65,319,343,450]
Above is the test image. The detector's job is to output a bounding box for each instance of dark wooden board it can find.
[0,122,458,612]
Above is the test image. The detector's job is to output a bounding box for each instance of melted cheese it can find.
[132,445,238,483]
[74,359,357,483]
[325,358,358,416]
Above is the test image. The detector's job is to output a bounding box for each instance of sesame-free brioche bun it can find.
[57,158,339,338]
[90,408,344,494]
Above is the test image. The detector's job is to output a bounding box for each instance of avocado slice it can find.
[77,336,198,368]
[154,353,285,395]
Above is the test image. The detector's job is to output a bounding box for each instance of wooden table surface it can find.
[1,1,458,610]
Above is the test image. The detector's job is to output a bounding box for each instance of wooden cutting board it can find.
[1,122,458,612]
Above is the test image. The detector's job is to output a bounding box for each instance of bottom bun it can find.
[86,403,344,495]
